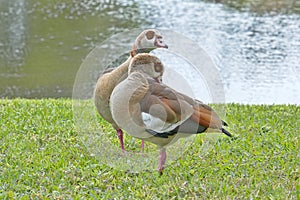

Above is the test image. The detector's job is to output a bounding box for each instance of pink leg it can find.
[116,129,125,154]
[158,148,166,175]
[140,140,145,157]
[141,140,145,152]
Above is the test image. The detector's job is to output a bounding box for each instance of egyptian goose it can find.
[93,29,168,154]
[110,53,232,174]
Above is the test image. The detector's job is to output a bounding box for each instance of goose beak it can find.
[154,76,162,83]
[155,37,168,49]
[157,42,168,49]
[160,43,168,49]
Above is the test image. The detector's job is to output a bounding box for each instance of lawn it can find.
[0,99,299,199]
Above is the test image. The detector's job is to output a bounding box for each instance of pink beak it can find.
[155,38,168,49]
[154,76,162,83]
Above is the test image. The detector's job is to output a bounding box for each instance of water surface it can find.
[0,0,299,104]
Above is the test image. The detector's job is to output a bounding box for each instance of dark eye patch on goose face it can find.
[146,30,155,40]
[154,62,163,73]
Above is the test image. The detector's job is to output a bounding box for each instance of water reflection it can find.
[137,0,300,104]
[0,0,142,98]
[0,0,299,104]
[207,0,300,14]
[0,0,26,69]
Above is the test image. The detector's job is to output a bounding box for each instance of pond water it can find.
[0,0,299,104]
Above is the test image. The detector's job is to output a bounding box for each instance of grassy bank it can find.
[0,99,299,199]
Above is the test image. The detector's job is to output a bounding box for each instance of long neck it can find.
[111,56,132,83]
[111,46,154,83]
[110,72,150,139]
[130,47,155,57]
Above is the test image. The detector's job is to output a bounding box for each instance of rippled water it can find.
[0,0,299,104]
[137,0,300,104]
[0,0,142,98]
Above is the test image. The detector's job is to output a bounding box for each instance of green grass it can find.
[0,99,299,199]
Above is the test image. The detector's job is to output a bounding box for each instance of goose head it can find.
[131,29,168,57]
[129,53,164,83]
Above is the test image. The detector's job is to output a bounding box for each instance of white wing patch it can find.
[142,112,179,133]
[141,99,194,134]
